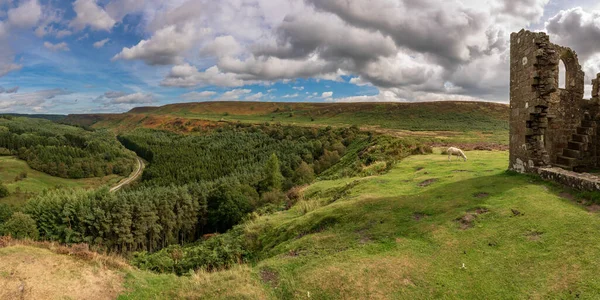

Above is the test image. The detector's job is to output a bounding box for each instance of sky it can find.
[0,0,599,114]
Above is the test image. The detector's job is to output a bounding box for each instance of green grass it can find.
[117,149,600,299]
[3,150,600,298]
[0,156,122,206]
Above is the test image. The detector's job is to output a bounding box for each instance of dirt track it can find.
[109,157,144,192]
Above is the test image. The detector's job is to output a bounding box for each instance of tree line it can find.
[0,115,136,178]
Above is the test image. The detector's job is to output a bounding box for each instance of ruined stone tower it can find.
[509,29,600,175]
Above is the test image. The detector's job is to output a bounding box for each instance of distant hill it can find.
[64,101,508,133]
[1,113,66,122]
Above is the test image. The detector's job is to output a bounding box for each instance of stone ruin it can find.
[509,29,600,191]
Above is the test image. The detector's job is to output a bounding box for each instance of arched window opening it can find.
[558,59,566,89]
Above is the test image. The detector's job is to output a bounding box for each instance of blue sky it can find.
[0,0,598,114]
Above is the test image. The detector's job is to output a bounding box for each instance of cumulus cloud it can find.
[545,8,600,61]
[245,92,263,101]
[44,41,70,52]
[93,38,110,48]
[70,0,116,31]
[321,91,333,99]
[217,89,252,101]
[97,91,154,104]
[113,23,203,65]
[493,0,550,25]
[200,35,242,58]
[304,0,488,65]
[8,0,42,28]
[161,64,247,87]
[180,91,217,101]
[0,88,70,111]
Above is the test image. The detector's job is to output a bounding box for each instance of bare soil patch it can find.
[473,207,489,214]
[456,213,477,230]
[473,192,489,199]
[559,192,575,201]
[413,212,428,221]
[418,178,438,187]
[587,204,600,212]
[260,268,279,287]
[526,230,544,241]
[0,245,123,300]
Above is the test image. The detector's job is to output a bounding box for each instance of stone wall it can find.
[510,29,600,191]
[509,29,590,173]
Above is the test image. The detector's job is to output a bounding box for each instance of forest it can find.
[0,116,136,178]
[117,123,362,188]
[0,119,431,273]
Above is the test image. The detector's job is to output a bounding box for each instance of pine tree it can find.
[0,183,9,198]
[262,153,283,192]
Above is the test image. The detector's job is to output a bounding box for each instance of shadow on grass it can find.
[252,172,531,257]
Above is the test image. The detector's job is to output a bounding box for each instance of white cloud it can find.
[0,88,70,111]
[545,7,600,61]
[56,30,72,38]
[161,64,247,87]
[113,23,203,65]
[200,35,242,58]
[321,91,333,98]
[8,0,42,28]
[245,92,263,101]
[93,38,110,48]
[217,89,252,101]
[44,41,70,52]
[70,0,116,31]
[97,91,154,104]
[0,63,22,77]
[282,93,299,98]
[180,91,217,101]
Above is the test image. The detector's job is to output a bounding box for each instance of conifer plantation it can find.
[0,116,136,178]
[0,117,430,273]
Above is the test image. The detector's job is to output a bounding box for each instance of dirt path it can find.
[110,157,144,192]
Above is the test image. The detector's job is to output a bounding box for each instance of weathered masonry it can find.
[509,29,600,190]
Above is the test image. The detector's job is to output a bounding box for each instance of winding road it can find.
[109,157,145,192]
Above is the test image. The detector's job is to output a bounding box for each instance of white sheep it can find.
[447,147,467,162]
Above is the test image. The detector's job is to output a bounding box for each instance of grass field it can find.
[0,156,122,206]
[4,149,600,299]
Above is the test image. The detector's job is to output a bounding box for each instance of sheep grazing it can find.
[447,147,467,162]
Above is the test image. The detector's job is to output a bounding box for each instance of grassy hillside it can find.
[63,101,509,145]
[0,156,121,206]
[5,149,600,299]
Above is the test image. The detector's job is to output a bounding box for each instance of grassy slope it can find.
[63,101,509,145]
[4,150,600,298]
[0,156,122,206]
[0,245,123,300]
[229,150,600,299]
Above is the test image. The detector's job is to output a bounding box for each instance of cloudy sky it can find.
[0,0,599,114]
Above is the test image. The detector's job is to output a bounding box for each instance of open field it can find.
[63,101,509,146]
[0,156,122,206]
[4,149,600,299]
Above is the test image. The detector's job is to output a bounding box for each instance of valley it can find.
[2,101,599,299]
